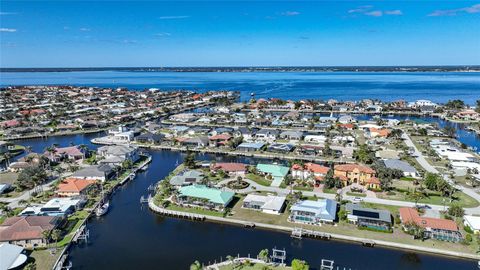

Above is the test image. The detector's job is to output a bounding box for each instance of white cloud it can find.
[280,11,300,16]
[79,28,91,32]
[158,16,190,20]
[348,6,373,14]
[348,6,402,17]
[154,32,171,37]
[365,11,383,17]
[428,4,480,16]
[0,28,17,32]
[385,10,403,15]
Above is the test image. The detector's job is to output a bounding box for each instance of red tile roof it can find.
[0,216,57,241]
[57,178,96,193]
[335,164,375,174]
[399,208,459,231]
[209,134,232,141]
[292,163,329,174]
[212,163,247,172]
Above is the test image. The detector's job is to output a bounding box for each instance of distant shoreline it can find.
[1,65,480,73]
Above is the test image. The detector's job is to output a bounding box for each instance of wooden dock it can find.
[291,227,331,240]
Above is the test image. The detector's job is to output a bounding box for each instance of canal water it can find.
[10,134,478,269]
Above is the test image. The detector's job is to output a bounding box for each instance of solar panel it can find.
[352,209,379,219]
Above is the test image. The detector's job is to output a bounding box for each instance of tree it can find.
[51,229,62,248]
[291,259,309,270]
[423,173,440,190]
[406,221,425,240]
[448,203,464,218]
[418,128,428,136]
[258,248,269,262]
[476,100,480,113]
[388,129,403,139]
[408,189,426,206]
[17,165,48,190]
[183,151,196,169]
[444,99,465,110]
[353,144,374,164]
[189,260,202,270]
[442,126,456,138]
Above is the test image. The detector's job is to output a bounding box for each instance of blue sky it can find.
[1,1,479,67]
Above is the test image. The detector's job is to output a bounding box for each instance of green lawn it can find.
[246,173,271,187]
[166,204,225,217]
[29,249,61,270]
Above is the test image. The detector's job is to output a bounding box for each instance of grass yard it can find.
[166,204,226,217]
[29,249,61,270]
[246,173,271,187]
[346,192,366,197]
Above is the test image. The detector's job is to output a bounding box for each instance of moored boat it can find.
[96,200,110,217]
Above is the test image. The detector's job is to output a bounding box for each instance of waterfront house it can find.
[97,145,140,166]
[72,164,115,182]
[176,136,209,148]
[177,185,234,211]
[334,164,379,189]
[210,163,247,176]
[56,178,97,197]
[345,203,392,231]
[291,163,329,184]
[44,145,86,162]
[0,216,59,248]
[463,215,480,234]
[242,194,286,215]
[454,109,480,121]
[296,145,323,156]
[383,159,418,178]
[20,197,84,217]
[236,142,265,152]
[135,132,164,144]
[289,199,338,224]
[169,170,204,186]
[256,164,290,187]
[208,134,233,147]
[399,207,462,242]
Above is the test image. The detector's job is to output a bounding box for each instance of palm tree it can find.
[1,205,14,217]
[79,144,89,159]
[51,229,62,248]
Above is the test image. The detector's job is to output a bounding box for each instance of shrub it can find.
[465,234,473,243]
[464,225,474,234]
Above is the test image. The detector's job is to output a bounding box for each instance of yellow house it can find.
[334,164,380,189]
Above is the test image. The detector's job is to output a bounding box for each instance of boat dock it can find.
[291,227,332,240]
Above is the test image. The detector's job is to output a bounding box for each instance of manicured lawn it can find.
[322,188,337,194]
[57,210,90,247]
[29,249,61,270]
[293,185,314,192]
[246,173,271,187]
[166,205,225,217]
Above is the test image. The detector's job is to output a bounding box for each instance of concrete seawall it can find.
[148,199,480,261]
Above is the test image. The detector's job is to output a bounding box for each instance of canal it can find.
[10,133,478,270]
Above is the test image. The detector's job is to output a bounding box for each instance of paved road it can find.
[403,133,480,215]
[0,171,73,208]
